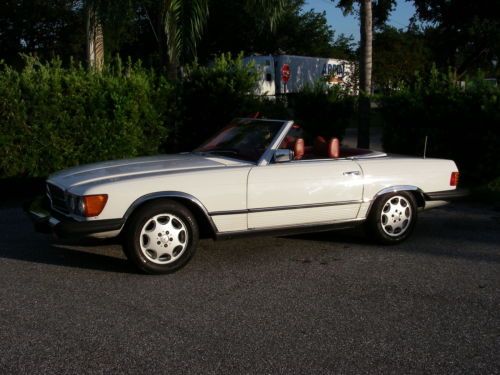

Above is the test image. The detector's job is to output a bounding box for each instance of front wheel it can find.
[123,200,199,274]
[366,192,417,245]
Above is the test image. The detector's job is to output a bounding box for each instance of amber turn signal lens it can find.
[83,194,108,217]
[450,172,459,186]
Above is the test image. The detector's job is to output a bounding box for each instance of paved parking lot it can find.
[0,203,499,374]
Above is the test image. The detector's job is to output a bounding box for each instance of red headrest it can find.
[294,138,305,160]
[328,138,340,158]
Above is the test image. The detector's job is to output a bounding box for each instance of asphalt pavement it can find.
[0,202,499,374]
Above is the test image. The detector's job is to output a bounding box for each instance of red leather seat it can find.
[294,138,305,160]
[313,136,340,158]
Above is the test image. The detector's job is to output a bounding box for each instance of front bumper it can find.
[26,196,124,238]
[424,188,470,201]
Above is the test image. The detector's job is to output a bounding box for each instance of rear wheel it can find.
[123,200,199,274]
[366,191,417,244]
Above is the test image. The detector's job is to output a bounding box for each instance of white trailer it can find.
[243,54,356,96]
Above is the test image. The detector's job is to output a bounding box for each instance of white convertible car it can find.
[29,118,466,274]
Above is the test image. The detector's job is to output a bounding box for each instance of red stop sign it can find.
[281,64,291,83]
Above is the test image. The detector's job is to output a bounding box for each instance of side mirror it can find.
[273,149,294,163]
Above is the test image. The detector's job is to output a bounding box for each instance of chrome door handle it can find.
[343,171,360,176]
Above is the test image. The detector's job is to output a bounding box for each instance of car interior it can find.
[278,123,374,160]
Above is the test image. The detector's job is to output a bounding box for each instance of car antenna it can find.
[423,136,428,159]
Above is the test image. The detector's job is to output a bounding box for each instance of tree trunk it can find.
[166,60,179,80]
[357,0,372,149]
[86,3,105,72]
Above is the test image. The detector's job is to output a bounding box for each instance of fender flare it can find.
[373,185,425,199]
[123,191,218,234]
[367,185,426,215]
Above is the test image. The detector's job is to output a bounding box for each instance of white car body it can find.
[41,119,462,240]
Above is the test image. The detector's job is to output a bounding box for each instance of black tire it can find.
[366,191,417,245]
[123,199,199,274]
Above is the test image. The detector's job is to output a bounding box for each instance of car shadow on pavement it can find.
[284,227,370,245]
[286,214,500,264]
[0,236,136,274]
[0,206,138,274]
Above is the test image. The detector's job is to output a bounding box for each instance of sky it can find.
[303,0,416,41]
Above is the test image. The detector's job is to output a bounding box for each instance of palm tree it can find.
[83,0,285,76]
[335,0,394,148]
[161,0,209,79]
[358,0,372,148]
[253,0,287,32]
[160,0,286,79]
[358,0,372,96]
[85,0,105,71]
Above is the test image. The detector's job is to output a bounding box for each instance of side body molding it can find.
[123,191,219,234]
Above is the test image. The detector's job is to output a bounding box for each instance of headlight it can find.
[67,194,108,217]
[76,197,86,216]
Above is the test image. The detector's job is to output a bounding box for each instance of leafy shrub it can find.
[380,69,500,186]
[287,84,356,140]
[0,57,171,177]
[166,53,356,152]
[0,53,358,179]
[165,53,266,152]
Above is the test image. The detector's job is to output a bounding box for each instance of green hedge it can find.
[163,54,356,152]
[380,70,500,186]
[0,57,171,177]
[0,55,358,179]
[164,53,291,152]
[3,57,497,189]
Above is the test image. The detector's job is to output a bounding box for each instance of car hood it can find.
[48,153,247,190]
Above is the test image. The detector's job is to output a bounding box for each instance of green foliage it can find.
[162,0,209,66]
[164,53,264,151]
[335,0,396,27]
[0,0,85,67]
[0,56,170,177]
[268,1,356,59]
[198,0,355,61]
[0,53,361,179]
[0,0,355,71]
[473,177,500,205]
[166,53,355,152]
[380,68,500,185]
[411,0,500,77]
[373,26,433,91]
[288,84,356,140]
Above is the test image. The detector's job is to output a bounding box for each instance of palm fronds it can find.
[163,0,209,66]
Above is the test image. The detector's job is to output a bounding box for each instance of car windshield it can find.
[194,119,287,162]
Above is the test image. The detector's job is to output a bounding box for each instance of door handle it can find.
[343,171,360,176]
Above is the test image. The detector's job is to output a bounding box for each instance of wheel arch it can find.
[369,185,426,215]
[123,192,218,239]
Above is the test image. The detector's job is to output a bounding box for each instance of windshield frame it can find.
[193,118,293,165]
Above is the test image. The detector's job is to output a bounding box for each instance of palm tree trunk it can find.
[166,60,179,80]
[359,0,372,94]
[86,2,105,72]
[357,0,372,149]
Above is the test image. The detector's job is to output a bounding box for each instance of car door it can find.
[247,159,363,229]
